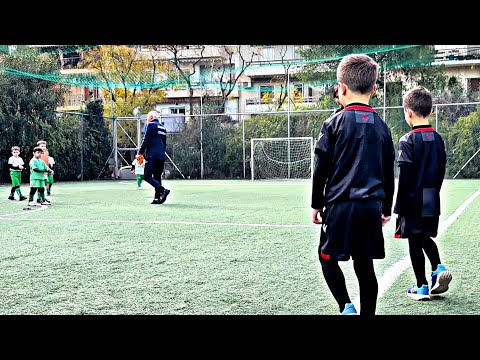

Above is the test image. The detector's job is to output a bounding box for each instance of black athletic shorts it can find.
[394,215,439,239]
[318,200,385,261]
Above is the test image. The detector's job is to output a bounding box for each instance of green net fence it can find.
[0,45,430,90]
[1,45,478,181]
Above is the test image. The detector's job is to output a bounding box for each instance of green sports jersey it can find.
[29,158,48,181]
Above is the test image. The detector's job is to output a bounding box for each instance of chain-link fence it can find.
[163,103,480,180]
[384,102,480,178]
[5,103,477,185]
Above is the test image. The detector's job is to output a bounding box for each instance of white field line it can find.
[116,180,310,186]
[0,215,317,229]
[353,186,480,310]
[119,183,309,187]
[0,205,48,217]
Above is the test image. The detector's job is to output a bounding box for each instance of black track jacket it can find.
[311,103,395,216]
[393,125,446,217]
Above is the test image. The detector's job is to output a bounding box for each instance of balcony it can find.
[57,93,85,111]
[435,47,480,62]
[245,96,319,112]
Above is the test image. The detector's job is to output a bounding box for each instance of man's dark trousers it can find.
[145,158,165,197]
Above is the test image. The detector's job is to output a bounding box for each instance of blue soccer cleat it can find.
[340,303,358,315]
[407,284,430,301]
[430,264,452,296]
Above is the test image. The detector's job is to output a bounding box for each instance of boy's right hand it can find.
[381,214,391,227]
[312,208,324,224]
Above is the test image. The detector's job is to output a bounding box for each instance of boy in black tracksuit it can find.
[312,54,395,316]
[394,86,451,301]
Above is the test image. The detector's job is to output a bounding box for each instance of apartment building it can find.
[143,45,228,120]
[144,45,321,120]
[240,45,320,113]
[434,45,480,93]
[18,45,480,118]
[153,45,480,117]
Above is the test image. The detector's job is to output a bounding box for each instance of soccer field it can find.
[0,179,479,315]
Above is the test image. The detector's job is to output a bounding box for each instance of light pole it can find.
[133,107,141,155]
[200,81,204,179]
[287,66,291,139]
[109,72,118,178]
[383,62,387,120]
[287,65,291,179]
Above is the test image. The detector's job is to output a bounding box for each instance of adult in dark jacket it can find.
[138,110,170,204]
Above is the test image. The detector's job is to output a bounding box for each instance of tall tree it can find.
[155,45,206,116]
[445,108,480,178]
[215,46,257,113]
[80,45,168,117]
[0,46,68,182]
[154,46,258,114]
[81,99,112,180]
[269,45,295,110]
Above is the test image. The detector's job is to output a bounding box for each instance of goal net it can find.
[251,137,314,180]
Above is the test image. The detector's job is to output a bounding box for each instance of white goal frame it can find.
[250,137,314,180]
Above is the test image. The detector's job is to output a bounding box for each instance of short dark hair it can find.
[336,54,379,94]
[33,146,43,153]
[403,86,433,118]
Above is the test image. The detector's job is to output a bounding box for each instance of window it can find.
[260,47,274,61]
[285,46,303,60]
[468,78,480,93]
[170,108,186,115]
[199,64,209,83]
[62,86,85,107]
[293,83,303,98]
[63,51,81,69]
[165,108,186,133]
[260,85,274,103]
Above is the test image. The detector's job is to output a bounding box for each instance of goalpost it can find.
[111,116,186,179]
[251,137,314,180]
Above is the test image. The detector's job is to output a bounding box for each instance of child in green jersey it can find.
[28,146,54,206]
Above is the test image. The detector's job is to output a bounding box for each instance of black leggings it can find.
[30,187,45,198]
[320,258,378,316]
[408,236,441,287]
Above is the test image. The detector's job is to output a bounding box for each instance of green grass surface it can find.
[1,179,479,315]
